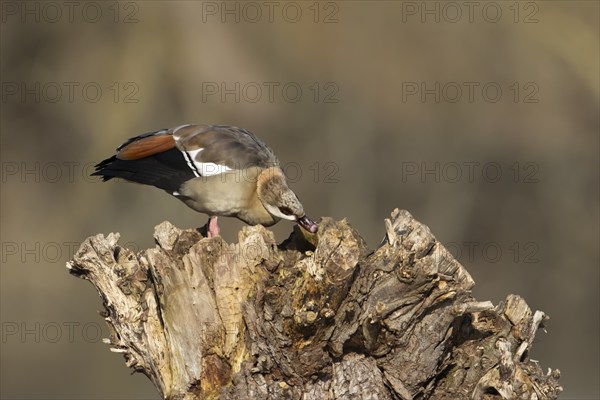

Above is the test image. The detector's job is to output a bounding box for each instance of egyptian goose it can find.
[92,124,318,237]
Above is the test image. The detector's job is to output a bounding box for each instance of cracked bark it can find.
[67,209,562,399]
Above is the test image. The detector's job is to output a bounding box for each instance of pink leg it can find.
[207,216,220,238]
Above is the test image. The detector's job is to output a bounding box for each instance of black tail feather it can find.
[92,148,196,193]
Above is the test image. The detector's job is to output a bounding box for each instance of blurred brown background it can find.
[1,1,598,398]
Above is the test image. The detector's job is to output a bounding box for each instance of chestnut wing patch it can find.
[117,134,176,160]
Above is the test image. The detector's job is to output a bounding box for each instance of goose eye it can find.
[278,206,293,216]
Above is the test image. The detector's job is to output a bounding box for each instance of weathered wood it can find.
[67,209,562,399]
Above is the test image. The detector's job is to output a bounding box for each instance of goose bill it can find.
[297,215,318,233]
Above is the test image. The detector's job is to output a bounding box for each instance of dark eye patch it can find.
[279,206,293,216]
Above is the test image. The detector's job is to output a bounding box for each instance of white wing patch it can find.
[182,148,201,178]
[185,148,233,177]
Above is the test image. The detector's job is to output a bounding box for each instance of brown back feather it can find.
[175,125,279,170]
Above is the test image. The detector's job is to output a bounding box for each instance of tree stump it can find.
[67,209,562,399]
